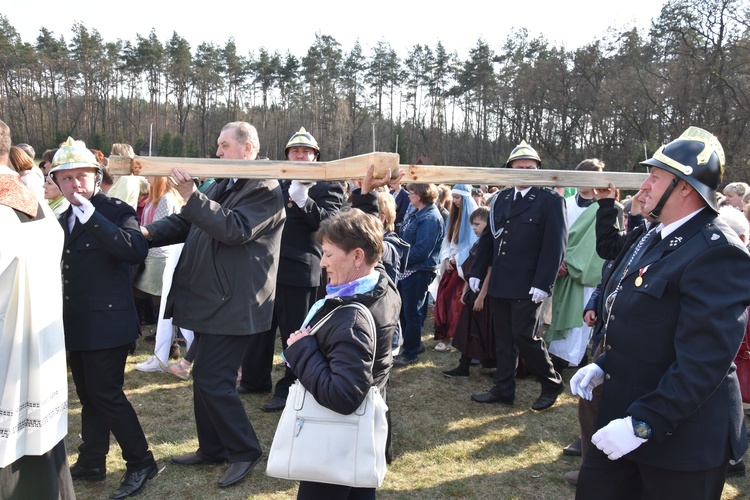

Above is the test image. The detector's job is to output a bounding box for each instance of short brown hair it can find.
[406,183,438,205]
[575,158,605,172]
[316,209,384,265]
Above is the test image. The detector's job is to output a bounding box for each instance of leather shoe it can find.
[532,384,565,411]
[563,437,582,456]
[70,463,106,482]
[564,470,579,486]
[471,390,514,405]
[237,384,272,394]
[218,455,262,488]
[262,395,287,412]
[392,355,418,367]
[728,459,746,478]
[110,462,158,499]
[171,452,228,466]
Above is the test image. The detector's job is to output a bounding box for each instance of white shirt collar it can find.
[660,207,706,238]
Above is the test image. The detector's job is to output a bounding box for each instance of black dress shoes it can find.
[727,459,746,478]
[471,390,514,405]
[262,395,287,412]
[532,384,565,411]
[70,463,106,482]
[218,454,262,488]
[237,384,272,394]
[110,462,158,499]
[563,437,583,456]
[171,452,228,466]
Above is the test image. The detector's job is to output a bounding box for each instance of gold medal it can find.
[635,276,643,287]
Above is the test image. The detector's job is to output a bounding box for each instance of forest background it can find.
[2,0,749,184]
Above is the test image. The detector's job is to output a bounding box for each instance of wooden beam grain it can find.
[108,152,647,190]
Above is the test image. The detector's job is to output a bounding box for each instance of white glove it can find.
[592,416,647,460]
[289,180,316,209]
[469,277,481,293]
[529,287,549,304]
[72,193,95,223]
[570,363,605,400]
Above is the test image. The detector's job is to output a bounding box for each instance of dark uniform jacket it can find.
[284,268,401,413]
[595,207,750,470]
[472,186,567,299]
[146,178,285,336]
[59,192,147,351]
[277,180,345,287]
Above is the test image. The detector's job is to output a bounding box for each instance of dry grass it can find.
[66,319,749,499]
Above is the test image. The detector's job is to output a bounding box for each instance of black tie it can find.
[512,191,523,208]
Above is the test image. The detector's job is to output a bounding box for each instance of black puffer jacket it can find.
[284,268,401,414]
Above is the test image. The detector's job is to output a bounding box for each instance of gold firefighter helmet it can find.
[285,127,320,160]
[505,140,541,168]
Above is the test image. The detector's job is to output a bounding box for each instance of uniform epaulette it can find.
[701,222,728,247]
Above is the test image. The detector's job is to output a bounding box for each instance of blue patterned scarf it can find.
[300,270,379,329]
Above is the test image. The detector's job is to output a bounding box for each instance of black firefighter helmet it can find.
[640,126,724,214]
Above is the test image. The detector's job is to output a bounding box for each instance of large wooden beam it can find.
[108,152,648,190]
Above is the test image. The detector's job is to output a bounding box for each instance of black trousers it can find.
[241,284,316,398]
[191,332,262,463]
[576,444,728,500]
[489,297,561,397]
[68,345,154,472]
[0,439,75,500]
[297,481,375,500]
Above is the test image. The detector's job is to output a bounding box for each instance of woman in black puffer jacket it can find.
[284,209,401,499]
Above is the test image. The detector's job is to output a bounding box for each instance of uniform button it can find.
[85,243,90,247]
[605,374,611,380]
[501,252,506,255]
[618,286,622,292]
[610,315,615,321]
[108,304,113,308]
[606,344,612,351]
[94,224,99,228]
[65,249,70,254]
[64,265,69,269]
[64,280,68,284]
[64,296,69,300]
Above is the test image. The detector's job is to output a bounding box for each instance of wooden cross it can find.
[107,152,648,190]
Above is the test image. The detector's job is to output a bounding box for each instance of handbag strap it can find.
[308,301,378,362]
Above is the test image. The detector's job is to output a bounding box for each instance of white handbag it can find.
[266,302,389,488]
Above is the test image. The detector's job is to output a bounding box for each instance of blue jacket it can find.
[399,203,444,272]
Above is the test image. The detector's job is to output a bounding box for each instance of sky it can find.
[3,0,669,59]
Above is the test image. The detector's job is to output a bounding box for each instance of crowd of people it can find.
[2,119,750,500]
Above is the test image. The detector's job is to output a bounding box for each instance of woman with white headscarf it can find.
[433,184,478,351]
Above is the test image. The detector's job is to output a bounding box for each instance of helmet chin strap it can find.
[648,176,680,220]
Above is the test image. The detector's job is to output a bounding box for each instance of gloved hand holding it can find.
[528,287,549,304]
[570,363,605,400]
[289,180,316,208]
[469,277,481,293]
[592,416,647,460]
[72,192,95,223]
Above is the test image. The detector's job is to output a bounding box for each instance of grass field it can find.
[66,320,749,499]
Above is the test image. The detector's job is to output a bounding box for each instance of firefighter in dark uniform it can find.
[51,138,157,499]
[572,127,750,499]
[470,141,567,411]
